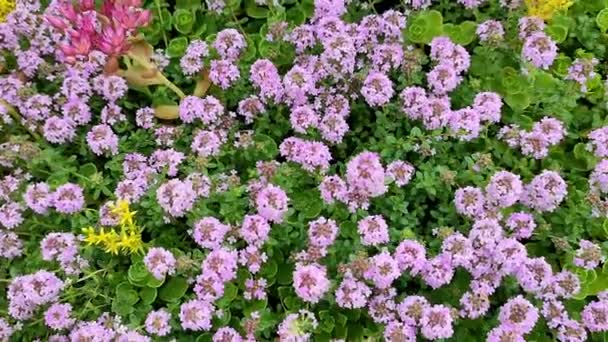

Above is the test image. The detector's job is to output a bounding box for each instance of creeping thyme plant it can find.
[4,0,608,340]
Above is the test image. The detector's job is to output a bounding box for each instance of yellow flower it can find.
[525,0,574,20]
[104,232,122,255]
[118,231,145,255]
[0,0,15,22]
[82,226,101,246]
[111,199,137,227]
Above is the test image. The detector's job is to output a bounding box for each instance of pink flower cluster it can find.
[498,117,566,159]
[46,0,151,62]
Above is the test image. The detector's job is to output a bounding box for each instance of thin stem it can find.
[158,73,187,99]
[1,100,42,141]
[154,0,169,47]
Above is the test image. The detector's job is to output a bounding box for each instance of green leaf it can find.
[254,134,278,159]
[406,10,443,44]
[158,277,189,302]
[216,282,238,308]
[245,0,269,18]
[546,24,568,43]
[167,37,189,58]
[173,9,195,34]
[597,9,608,32]
[116,283,140,305]
[79,163,97,177]
[443,21,477,45]
[505,93,531,112]
[128,262,148,285]
[139,287,157,305]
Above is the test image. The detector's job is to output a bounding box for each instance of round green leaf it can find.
[173,9,195,34]
[597,9,608,32]
[546,24,568,43]
[406,10,443,44]
[167,37,189,58]
[158,277,189,302]
[139,287,157,305]
[116,283,140,305]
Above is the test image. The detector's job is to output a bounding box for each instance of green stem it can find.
[1,100,42,141]
[154,0,169,48]
[158,73,187,99]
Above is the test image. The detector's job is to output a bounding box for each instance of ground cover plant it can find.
[2,0,608,340]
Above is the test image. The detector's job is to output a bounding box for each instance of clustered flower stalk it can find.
[82,199,144,255]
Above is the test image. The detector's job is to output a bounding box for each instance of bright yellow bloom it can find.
[111,199,137,227]
[103,231,122,255]
[82,226,102,245]
[525,0,574,20]
[0,0,15,22]
[118,231,145,255]
[83,199,145,256]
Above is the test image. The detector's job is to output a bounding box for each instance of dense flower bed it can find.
[1,0,608,340]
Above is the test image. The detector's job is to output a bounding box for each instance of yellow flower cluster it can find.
[0,0,15,22]
[525,0,574,20]
[83,200,145,255]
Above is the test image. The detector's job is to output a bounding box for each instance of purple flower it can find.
[459,291,490,319]
[335,273,371,309]
[506,212,536,239]
[43,117,76,144]
[94,75,128,102]
[454,186,485,218]
[428,63,461,94]
[277,310,318,341]
[144,247,177,280]
[397,295,430,326]
[0,231,23,259]
[307,216,338,248]
[150,148,185,177]
[557,318,588,342]
[363,251,400,289]
[191,130,224,157]
[250,59,283,103]
[293,262,330,303]
[213,327,243,342]
[485,171,523,208]
[180,40,209,76]
[358,215,389,246]
[442,232,473,268]
[588,127,608,158]
[449,107,481,141]
[0,202,24,229]
[477,20,505,42]
[486,325,525,342]
[240,214,271,247]
[384,321,416,341]
[194,273,224,301]
[473,92,502,123]
[421,254,455,289]
[193,216,230,249]
[574,239,604,270]
[386,160,415,187]
[420,305,454,340]
[179,299,214,331]
[522,32,557,69]
[213,29,247,61]
[244,277,267,301]
[519,16,545,39]
[255,184,289,223]
[44,303,74,330]
[156,179,196,217]
[239,245,268,274]
[361,71,394,106]
[62,97,92,126]
[86,124,119,156]
[394,239,427,275]
[52,183,85,214]
[202,247,238,282]
[290,105,319,133]
[532,116,566,145]
[521,170,567,212]
[145,309,171,336]
[498,295,539,334]
[209,59,240,89]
